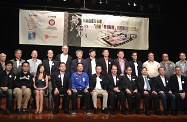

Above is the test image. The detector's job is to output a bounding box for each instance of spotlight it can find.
[99,0,102,4]
[128,2,130,6]
[105,0,108,4]
[133,3,137,6]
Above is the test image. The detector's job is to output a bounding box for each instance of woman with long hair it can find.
[33,64,48,114]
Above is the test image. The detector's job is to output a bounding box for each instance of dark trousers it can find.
[72,90,90,111]
[159,93,176,110]
[174,93,187,111]
[52,88,71,110]
[0,89,13,110]
[108,90,125,111]
[126,92,141,111]
[142,91,160,111]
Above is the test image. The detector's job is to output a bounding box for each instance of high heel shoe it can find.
[38,109,42,114]
[35,109,39,114]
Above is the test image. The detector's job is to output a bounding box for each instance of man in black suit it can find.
[71,50,88,74]
[137,67,161,116]
[43,50,59,108]
[107,64,126,115]
[114,50,129,76]
[55,45,72,74]
[169,66,187,115]
[153,66,176,116]
[51,62,71,114]
[86,49,99,77]
[123,66,141,114]
[90,65,108,114]
[98,49,114,77]
[128,51,142,77]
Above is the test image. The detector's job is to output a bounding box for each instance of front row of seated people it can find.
[0,60,187,116]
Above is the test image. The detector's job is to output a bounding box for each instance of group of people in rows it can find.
[0,45,187,117]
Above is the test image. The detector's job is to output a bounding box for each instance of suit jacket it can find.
[98,57,114,76]
[0,63,4,74]
[169,74,187,94]
[128,60,142,77]
[86,57,99,77]
[89,74,107,92]
[71,58,88,74]
[10,59,25,75]
[43,59,59,76]
[106,74,123,91]
[55,54,72,74]
[153,75,170,93]
[123,74,138,92]
[114,58,129,75]
[137,75,155,94]
[51,70,71,90]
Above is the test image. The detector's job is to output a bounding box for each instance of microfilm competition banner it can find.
[19,9,65,46]
[79,14,149,50]
[19,9,149,50]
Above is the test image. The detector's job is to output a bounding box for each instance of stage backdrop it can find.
[19,9,149,50]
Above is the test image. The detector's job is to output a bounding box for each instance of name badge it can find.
[83,78,85,81]
[117,78,119,81]
[182,81,185,84]
[109,62,111,64]
[99,78,102,81]
[42,79,44,81]
[58,75,60,78]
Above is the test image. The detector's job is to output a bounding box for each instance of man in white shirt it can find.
[55,45,72,74]
[143,52,160,79]
[169,66,187,115]
[27,50,42,76]
[89,65,108,114]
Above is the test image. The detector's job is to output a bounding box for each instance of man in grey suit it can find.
[175,52,187,77]
[10,49,25,75]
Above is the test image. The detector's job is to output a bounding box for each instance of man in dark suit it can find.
[107,64,126,115]
[137,67,161,116]
[55,45,72,74]
[98,49,114,77]
[90,65,108,114]
[43,50,59,108]
[86,49,99,77]
[128,51,142,77]
[114,50,129,76]
[51,62,71,114]
[153,66,176,116]
[71,50,88,74]
[169,66,187,115]
[123,66,141,114]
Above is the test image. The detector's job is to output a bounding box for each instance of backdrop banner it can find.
[19,9,149,50]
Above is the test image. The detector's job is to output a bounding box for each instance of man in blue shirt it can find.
[71,62,90,115]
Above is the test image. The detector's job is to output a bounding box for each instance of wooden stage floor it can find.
[0,98,187,122]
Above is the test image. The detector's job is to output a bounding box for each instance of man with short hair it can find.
[71,63,90,115]
[0,60,15,114]
[90,65,108,114]
[55,45,72,74]
[13,61,34,114]
[27,50,42,76]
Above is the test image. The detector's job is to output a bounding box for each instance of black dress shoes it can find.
[111,110,115,115]
[102,108,109,114]
[154,110,162,116]
[163,109,168,116]
[121,110,127,115]
[94,108,98,114]
[145,110,150,116]
[171,110,177,116]
[53,109,59,114]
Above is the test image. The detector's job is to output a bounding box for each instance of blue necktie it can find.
[144,77,151,91]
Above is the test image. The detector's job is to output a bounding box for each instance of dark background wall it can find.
[0,0,186,63]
